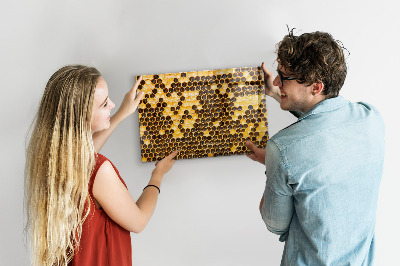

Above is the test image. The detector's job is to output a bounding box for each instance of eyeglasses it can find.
[277,70,297,86]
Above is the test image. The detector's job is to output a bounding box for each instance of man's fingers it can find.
[262,62,272,78]
[135,91,144,102]
[246,153,257,161]
[245,141,258,153]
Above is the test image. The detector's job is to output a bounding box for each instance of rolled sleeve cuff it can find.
[260,185,293,240]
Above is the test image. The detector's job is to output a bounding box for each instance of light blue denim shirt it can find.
[261,96,385,266]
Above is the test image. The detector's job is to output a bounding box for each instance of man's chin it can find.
[279,103,290,111]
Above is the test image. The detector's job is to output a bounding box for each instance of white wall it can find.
[1,0,399,265]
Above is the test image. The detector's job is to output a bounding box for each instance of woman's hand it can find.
[262,62,281,103]
[152,150,179,178]
[92,77,144,152]
[245,141,266,165]
[115,76,144,120]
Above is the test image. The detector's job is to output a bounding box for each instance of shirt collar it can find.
[298,95,350,121]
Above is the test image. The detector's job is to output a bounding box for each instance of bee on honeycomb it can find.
[136,66,269,162]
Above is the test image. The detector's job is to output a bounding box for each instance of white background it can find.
[1,0,399,265]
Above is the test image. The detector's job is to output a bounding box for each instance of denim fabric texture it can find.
[261,96,385,266]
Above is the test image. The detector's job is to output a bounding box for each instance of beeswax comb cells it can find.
[136,66,269,162]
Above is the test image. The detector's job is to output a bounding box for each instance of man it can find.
[245,31,385,265]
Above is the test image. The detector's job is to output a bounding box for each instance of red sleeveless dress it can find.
[69,153,132,266]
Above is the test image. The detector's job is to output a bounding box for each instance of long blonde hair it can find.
[25,65,101,265]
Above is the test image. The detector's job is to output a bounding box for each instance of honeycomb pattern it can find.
[137,66,268,162]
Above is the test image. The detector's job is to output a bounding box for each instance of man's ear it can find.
[311,82,324,96]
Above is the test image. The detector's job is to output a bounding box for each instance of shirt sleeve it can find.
[260,139,294,241]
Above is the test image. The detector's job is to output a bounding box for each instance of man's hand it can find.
[262,62,281,103]
[245,141,266,165]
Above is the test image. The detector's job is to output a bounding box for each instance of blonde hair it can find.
[25,65,101,265]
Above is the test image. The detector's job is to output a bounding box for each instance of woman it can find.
[25,65,177,265]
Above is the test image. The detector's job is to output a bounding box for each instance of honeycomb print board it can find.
[137,66,269,162]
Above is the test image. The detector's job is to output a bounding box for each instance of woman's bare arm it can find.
[93,150,178,233]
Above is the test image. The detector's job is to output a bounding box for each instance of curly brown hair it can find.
[277,30,348,98]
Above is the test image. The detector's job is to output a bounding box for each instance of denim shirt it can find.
[261,96,385,266]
